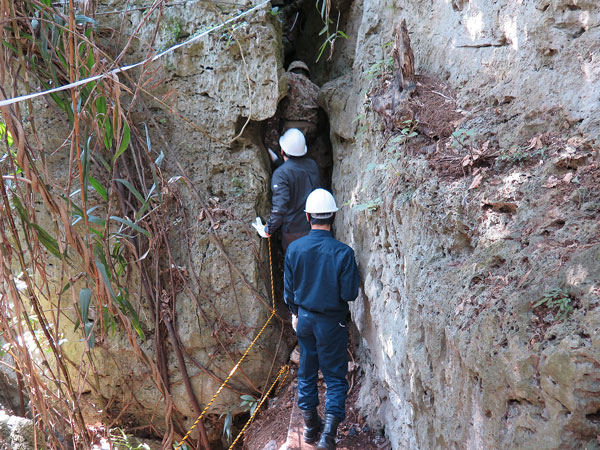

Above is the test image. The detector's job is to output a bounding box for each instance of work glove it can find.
[267,148,279,163]
[251,217,269,238]
[292,314,298,332]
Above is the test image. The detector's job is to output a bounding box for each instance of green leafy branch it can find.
[533,288,574,320]
[240,394,259,415]
[315,1,348,62]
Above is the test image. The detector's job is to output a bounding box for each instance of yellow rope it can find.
[268,236,275,310]
[174,236,281,450]
[227,364,290,449]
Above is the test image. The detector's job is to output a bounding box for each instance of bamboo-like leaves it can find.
[95,259,145,341]
[11,196,63,259]
[95,259,118,301]
[0,122,14,146]
[1,3,164,445]
[74,15,98,29]
[109,216,150,238]
[89,176,108,202]
[77,288,95,348]
[113,123,131,163]
[30,224,62,259]
[10,195,29,225]
[115,178,146,209]
[79,288,91,323]
[83,322,95,349]
[95,96,113,150]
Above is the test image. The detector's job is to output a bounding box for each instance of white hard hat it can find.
[288,60,310,75]
[279,128,307,157]
[305,189,339,216]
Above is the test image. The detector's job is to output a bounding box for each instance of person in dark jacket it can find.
[253,128,321,252]
[284,189,360,450]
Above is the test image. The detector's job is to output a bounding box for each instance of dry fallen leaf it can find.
[468,173,483,190]
[526,135,543,150]
[563,172,574,183]
[543,176,559,188]
[516,268,532,289]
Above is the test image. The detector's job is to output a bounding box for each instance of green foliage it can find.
[113,123,131,163]
[390,120,418,145]
[231,176,244,197]
[10,195,65,259]
[73,287,95,349]
[96,258,145,340]
[353,197,382,212]
[498,145,546,164]
[498,147,526,163]
[353,113,369,139]
[366,56,394,79]
[220,409,234,445]
[221,22,245,49]
[533,288,574,320]
[0,121,22,180]
[315,1,348,62]
[450,128,475,149]
[317,29,348,62]
[0,122,14,147]
[163,17,185,49]
[360,120,417,178]
[268,6,280,16]
[0,2,196,448]
[109,428,151,450]
[240,394,259,416]
[355,123,369,138]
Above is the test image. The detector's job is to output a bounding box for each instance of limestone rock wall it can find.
[13,0,288,440]
[318,0,600,449]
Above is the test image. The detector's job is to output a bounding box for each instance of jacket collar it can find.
[309,229,332,237]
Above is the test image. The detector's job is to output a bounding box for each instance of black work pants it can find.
[282,231,308,253]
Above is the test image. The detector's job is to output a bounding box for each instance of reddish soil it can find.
[243,365,391,450]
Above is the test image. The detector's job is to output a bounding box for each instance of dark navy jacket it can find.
[265,157,320,235]
[284,229,360,319]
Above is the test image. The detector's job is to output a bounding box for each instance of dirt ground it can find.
[243,364,391,450]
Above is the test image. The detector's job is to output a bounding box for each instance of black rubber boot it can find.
[317,414,341,449]
[301,409,322,444]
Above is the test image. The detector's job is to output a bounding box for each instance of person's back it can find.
[261,129,321,251]
[280,69,320,129]
[285,229,358,319]
[268,157,320,237]
[283,189,360,450]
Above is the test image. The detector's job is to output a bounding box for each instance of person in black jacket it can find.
[253,128,321,252]
[284,189,360,450]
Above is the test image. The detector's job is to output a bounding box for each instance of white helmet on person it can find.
[305,188,338,218]
[279,128,307,157]
[288,60,310,75]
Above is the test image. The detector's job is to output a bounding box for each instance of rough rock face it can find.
[13,0,289,441]
[316,0,600,146]
[0,412,34,450]
[318,0,600,449]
